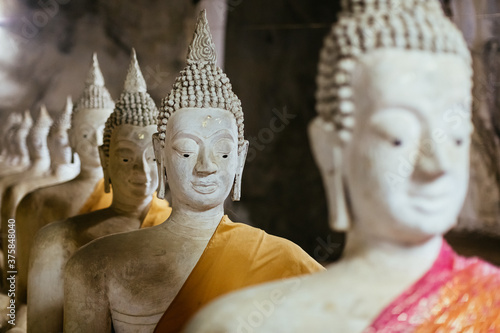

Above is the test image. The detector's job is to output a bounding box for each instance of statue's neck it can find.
[343,229,443,280]
[163,204,224,240]
[29,154,51,171]
[74,165,103,182]
[109,195,152,222]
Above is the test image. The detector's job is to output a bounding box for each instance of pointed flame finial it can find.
[64,96,73,115]
[124,48,147,93]
[22,110,33,129]
[187,10,217,65]
[34,105,53,129]
[85,53,105,87]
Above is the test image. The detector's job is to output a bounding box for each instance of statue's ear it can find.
[152,133,167,199]
[231,140,249,201]
[308,117,350,231]
[98,145,111,193]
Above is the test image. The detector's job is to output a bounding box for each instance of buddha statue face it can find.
[99,124,158,203]
[69,108,112,168]
[158,107,245,211]
[48,127,72,166]
[311,49,472,245]
[27,131,49,160]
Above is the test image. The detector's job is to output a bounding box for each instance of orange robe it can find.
[140,194,172,228]
[78,178,113,214]
[154,216,324,333]
[76,179,172,226]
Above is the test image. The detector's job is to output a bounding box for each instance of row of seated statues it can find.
[0,1,498,332]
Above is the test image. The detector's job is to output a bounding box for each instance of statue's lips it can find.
[128,180,151,188]
[411,195,450,214]
[191,182,217,194]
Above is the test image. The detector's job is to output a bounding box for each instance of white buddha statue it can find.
[185,1,500,332]
[27,49,171,333]
[0,105,53,209]
[0,113,23,163]
[63,11,323,333]
[45,96,81,182]
[1,99,81,280]
[14,53,114,304]
[0,111,32,178]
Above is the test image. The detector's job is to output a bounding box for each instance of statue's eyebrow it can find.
[171,132,202,144]
[207,129,235,141]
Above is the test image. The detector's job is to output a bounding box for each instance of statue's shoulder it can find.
[186,273,328,333]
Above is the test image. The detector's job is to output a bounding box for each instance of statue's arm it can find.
[27,222,70,333]
[64,246,112,332]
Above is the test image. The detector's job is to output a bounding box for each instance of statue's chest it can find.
[107,247,206,316]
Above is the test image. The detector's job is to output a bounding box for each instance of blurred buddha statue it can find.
[184,1,500,332]
[14,53,114,304]
[0,113,23,164]
[63,11,323,333]
[1,98,81,279]
[0,106,52,211]
[27,49,172,333]
[0,111,32,178]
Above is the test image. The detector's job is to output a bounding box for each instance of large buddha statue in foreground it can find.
[27,49,171,333]
[14,54,114,303]
[185,1,500,332]
[63,11,323,333]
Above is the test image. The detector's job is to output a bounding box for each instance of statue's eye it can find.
[183,154,190,158]
[392,139,402,147]
[222,154,228,159]
[455,139,463,146]
[83,134,88,139]
[122,158,129,163]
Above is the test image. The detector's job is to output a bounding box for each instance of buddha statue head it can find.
[27,105,53,162]
[0,112,23,158]
[10,110,33,162]
[48,96,74,167]
[98,49,159,203]
[311,0,472,245]
[1,112,23,158]
[153,10,248,211]
[69,54,114,169]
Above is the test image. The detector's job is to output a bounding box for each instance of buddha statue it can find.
[184,1,500,332]
[63,11,323,333]
[1,99,81,280]
[27,49,172,333]
[14,53,114,304]
[0,106,53,212]
[0,113,23,163]
[0,111,32,178]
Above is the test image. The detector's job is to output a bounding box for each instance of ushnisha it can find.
[63,10,323,333]
[185,1,500,332]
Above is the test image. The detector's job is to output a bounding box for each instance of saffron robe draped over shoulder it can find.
[154,216,325,333]
[76,179,172,226]
[365,241,500,333]
[140,194,171,228]
[77,178,113,214]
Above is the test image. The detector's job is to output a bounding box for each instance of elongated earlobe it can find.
[152,133,168,199]
[308,117,351,231]
[98,146,111,193]
[231,140,249,201]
